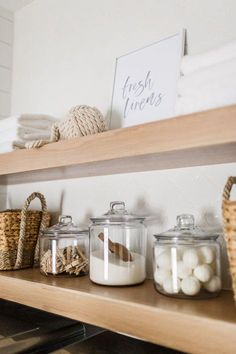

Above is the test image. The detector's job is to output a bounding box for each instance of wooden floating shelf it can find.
[0,105,236,184]
[0,106,235,354]
[0,269,235,354]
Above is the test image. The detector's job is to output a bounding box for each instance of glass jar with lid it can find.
[40,215,89,277]
[89,201,147,286]
[153,214,222,299]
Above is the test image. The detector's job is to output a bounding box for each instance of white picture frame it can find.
[110,30,185,128]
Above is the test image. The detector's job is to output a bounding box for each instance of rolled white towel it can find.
[181,40,236,75]
[0,114,57,131]
[0,126,52,143]
[178,58,236,96]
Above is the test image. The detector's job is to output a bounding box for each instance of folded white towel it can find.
[175,91,236,116]
[0,126,51,143]
[181,40,236,75]
[0,141,25,154]
[178,58,236,96]
[176,57,236,115]
[0,114,57,131]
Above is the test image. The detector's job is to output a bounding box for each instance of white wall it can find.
[8,0,236,287]
[0,1,34,12]
[0,5,13,118]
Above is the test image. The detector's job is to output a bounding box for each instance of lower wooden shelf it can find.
[0,268,235,354]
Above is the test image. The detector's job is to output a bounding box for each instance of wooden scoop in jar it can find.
[98,232,133,262]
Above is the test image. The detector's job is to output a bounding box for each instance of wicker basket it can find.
[222,176,236,304]
[0,192,50,270]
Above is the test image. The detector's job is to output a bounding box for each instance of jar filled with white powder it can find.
[153,214,222,299]
[89,201,147,286]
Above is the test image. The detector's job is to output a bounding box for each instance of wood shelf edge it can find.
[0,270,235,354]
[0,105,235,181]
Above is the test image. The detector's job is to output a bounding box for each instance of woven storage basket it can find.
[222,176,236,304]
[0,192,50,270]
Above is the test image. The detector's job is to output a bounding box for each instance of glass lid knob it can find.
[59,215,72,224]
[177,214,195,229]
[110,201,126,213]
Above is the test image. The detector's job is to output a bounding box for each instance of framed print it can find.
[110,30,185,128]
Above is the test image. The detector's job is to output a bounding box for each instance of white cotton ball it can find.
[204,276,221,292]
[154,246,167,260]
[193,264,213,282]
[170,247,181,262]
[181,276,201,296]
[209,261,217,274]
[154,268,171,286]
[199,246,215,264]
[163,276,181,294]
[176,246,186,259]
[177,261,192,279]
[156,251,171,270]
[183,248,200,269]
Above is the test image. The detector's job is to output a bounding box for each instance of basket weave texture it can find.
[0,192,50,270]
[222,176,236,304]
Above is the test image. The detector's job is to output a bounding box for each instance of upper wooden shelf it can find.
[0,269,235,354]
[0,105,236,184]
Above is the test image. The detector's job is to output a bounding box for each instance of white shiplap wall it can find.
[0,6,13,118]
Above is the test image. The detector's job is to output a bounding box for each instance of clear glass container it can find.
[153,214,222,299]
[40,215,89,276]
[89,201,147,286]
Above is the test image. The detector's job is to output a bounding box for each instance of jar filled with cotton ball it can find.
[153,214,222,299]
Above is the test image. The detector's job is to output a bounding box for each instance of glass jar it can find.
[153,214,222,299]
[40,215,89,276]
[89,201,147,286]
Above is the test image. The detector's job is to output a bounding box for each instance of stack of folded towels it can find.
[175,40,236,116]
[0,114,57,153]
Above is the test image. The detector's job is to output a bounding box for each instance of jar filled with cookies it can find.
[40,215,89,276]
[153,214,222,299]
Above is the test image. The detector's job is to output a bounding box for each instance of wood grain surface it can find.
[0,105,236,184]
[0,269,235,354]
